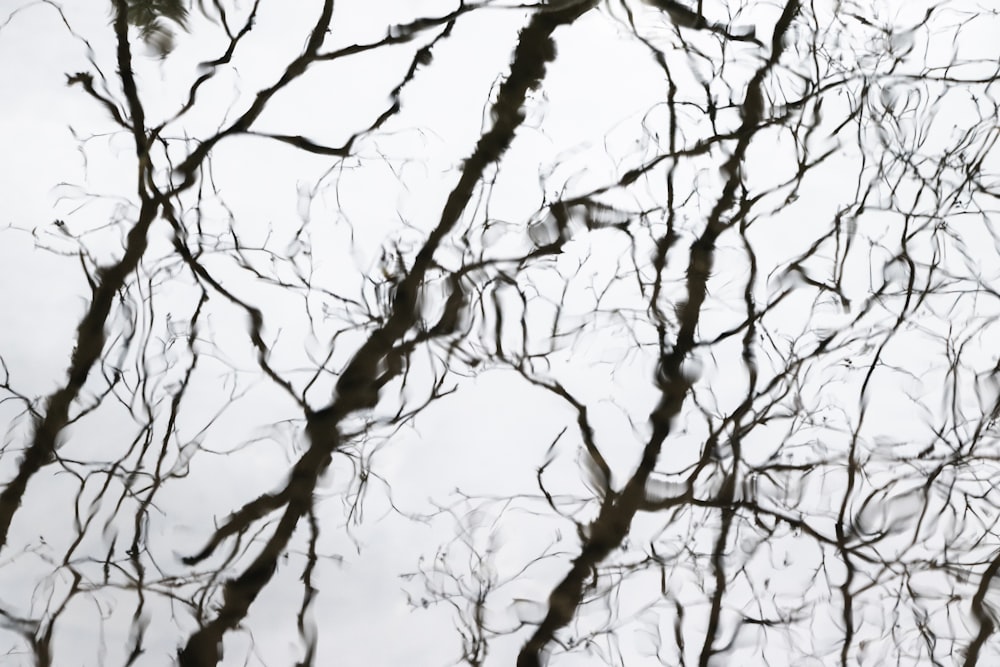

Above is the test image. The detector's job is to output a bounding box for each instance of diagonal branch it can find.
[516,3,802,664]
[176,3,601,664]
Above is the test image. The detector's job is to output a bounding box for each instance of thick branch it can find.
[176,3,599,664]
[517,3,802,664]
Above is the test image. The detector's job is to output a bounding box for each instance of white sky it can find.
[2,0,1000,666]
